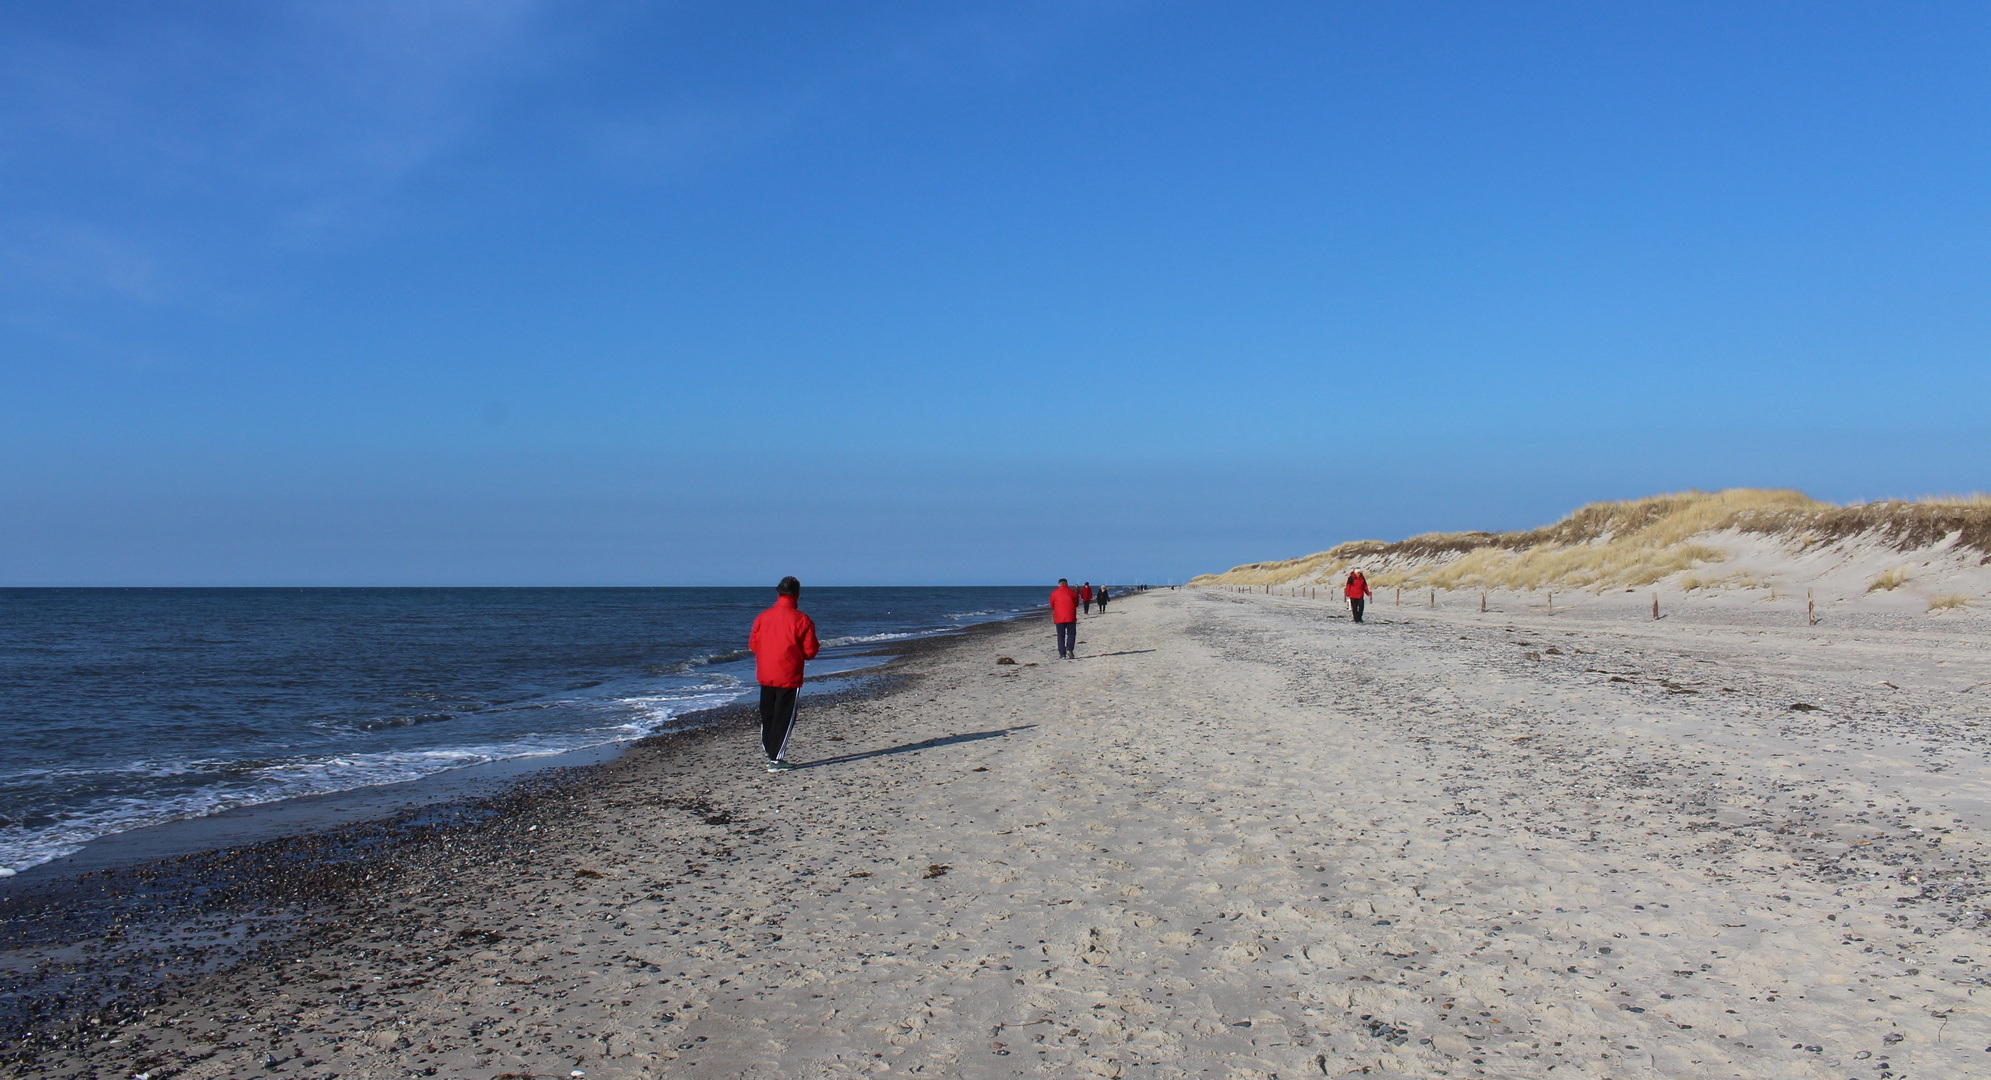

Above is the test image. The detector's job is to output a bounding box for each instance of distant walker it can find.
[748,576,820,772]
[1345,570,1373,624]
[1050,578,1080,660]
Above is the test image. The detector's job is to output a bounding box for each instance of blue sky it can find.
[3,1,1987,585]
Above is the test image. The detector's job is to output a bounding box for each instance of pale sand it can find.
[74,588,1991,1079]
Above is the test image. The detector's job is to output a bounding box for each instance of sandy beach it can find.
[12,586,1991,1079]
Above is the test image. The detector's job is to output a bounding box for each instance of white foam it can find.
[0,681,760,876]
[819,630,929,647]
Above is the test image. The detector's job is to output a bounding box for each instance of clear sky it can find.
[3,1,1987,585]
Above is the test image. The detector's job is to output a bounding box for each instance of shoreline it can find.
[0,586,1048,885]
[3,611,1024,889]
[12,588,1987,1079]
[0,618,1025,1065]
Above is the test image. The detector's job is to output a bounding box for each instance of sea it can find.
[0,587,1046,877]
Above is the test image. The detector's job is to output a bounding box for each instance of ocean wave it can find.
[0,684,757,876]
[819,630,930,647]
[665,648,751,673]
[0,588,1051,877]
[359,712,456,731]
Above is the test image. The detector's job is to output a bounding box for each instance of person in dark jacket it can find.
[1344,570,1373,624]
[748,576,820,771]
[1096,585,1109,611]
[1050,578,1080,659]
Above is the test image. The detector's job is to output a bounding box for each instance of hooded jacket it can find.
[1344,574,1373,600]
[749,595,820,689]
[1049,585,1079,623]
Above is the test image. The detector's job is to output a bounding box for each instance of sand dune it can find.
[1191,491,1991,615]
[31,586,1991,1079]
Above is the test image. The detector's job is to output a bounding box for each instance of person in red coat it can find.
[1344,570,1374,624]
[1080,581,1094,615]
[1050,578,1080,659]
[748,576,819,771]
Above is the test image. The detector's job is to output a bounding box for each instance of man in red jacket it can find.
[748,576,819,771]
[1050,578,1080,660]
[1080,581,1094,615]
[1344,570,1374,624]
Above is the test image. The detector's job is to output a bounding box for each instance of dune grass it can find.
[1867,567,1910,592]
[1190,489,1991,590]
[1731,493,1991,558]
[1929,593,1970,612]
[1682,570,1761,592]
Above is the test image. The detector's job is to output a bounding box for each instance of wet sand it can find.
[8,588,1991,1079]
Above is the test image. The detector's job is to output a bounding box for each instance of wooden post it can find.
[1548,591,1553,616]
[1395,587,1400,606]
[1809,588,1816,627]
[1429,589,1435,609]
[1652,592,1659,620]
[1481,588,1486,613]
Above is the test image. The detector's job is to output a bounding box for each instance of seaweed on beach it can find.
[0,769,581,1065]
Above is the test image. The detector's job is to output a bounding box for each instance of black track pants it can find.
[1350,597,1366,623]
[759,685,799,761]
[1056,621,1077,657]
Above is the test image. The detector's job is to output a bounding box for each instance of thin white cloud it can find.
[0,2,1116,307]
[0,0,548,298]
[0,218,169,305]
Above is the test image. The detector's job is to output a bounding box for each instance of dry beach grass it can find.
[8,587,1990,1079]
[1193,490,1991,599]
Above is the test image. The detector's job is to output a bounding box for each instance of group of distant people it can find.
[742,570,1361,774]
[1047,578,1110,660]
[742,574,1127,774]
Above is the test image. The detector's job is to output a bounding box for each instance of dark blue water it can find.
[0,587,1045,875]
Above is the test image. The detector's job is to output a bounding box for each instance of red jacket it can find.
[1079,584,1093,602]
[749,595,820,689]
[1049,585,1079,622]
[1344,574,1372,600]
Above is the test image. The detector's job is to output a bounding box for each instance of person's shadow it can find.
[791,725,1037,770]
